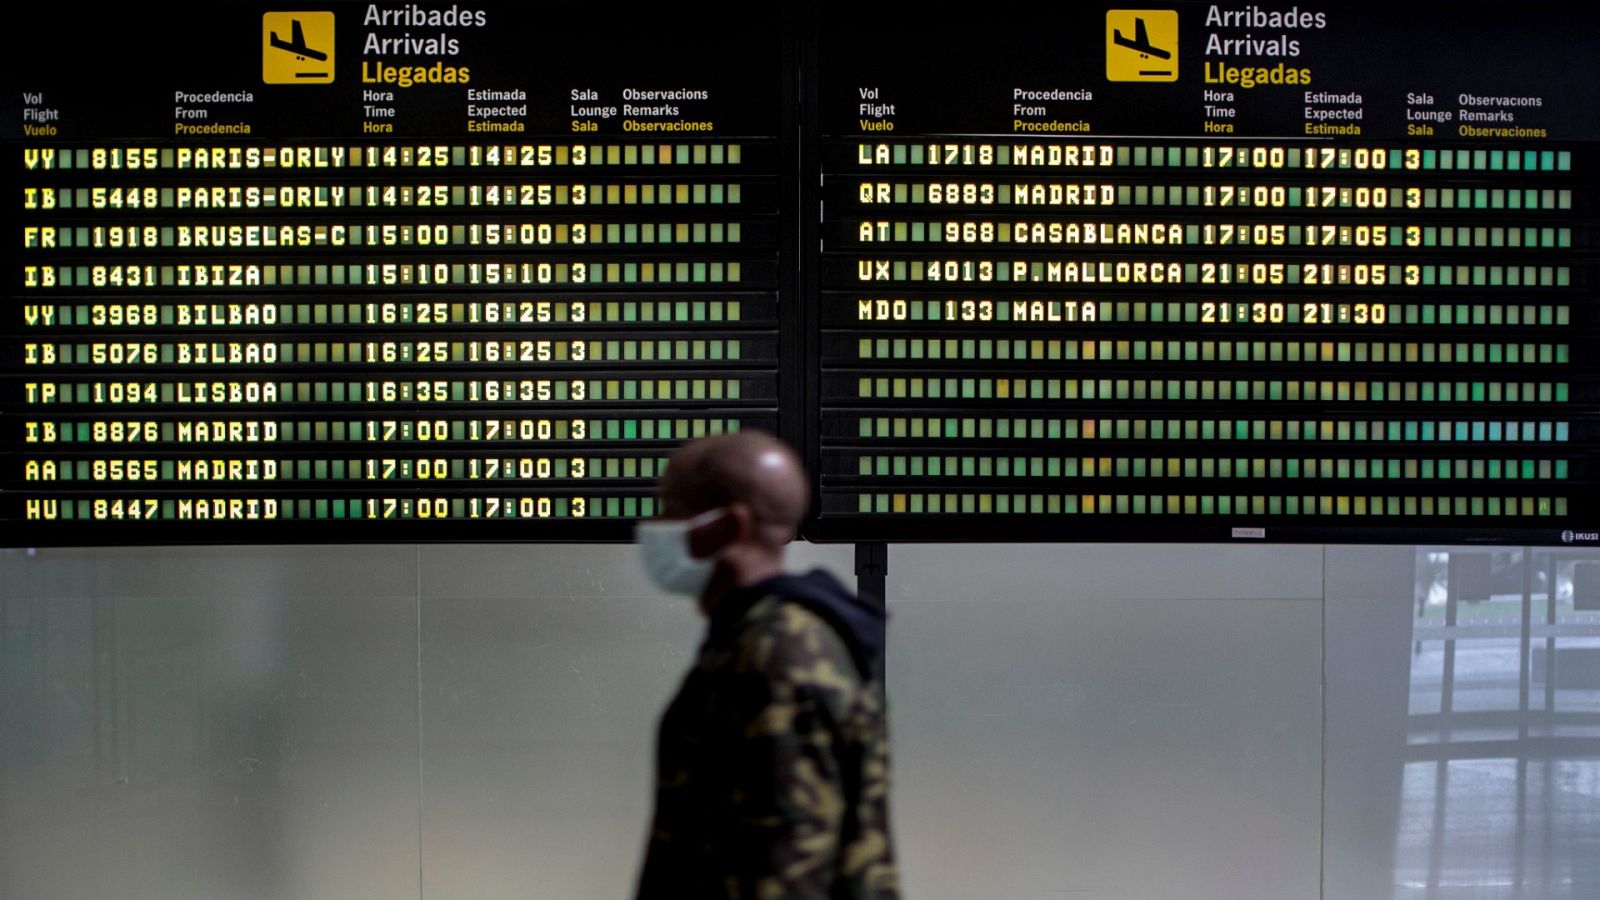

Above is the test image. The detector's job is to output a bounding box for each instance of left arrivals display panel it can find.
[2,4,793,543]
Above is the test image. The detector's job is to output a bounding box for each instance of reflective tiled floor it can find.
[1395,758,1600,899]
[1384,550,1600,900]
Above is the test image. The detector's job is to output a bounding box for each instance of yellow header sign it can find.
[1106,10,1178,82]
[262,12,335,84]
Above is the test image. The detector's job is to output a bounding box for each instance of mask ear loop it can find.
[684,507,729,528]
[681,506,731,559]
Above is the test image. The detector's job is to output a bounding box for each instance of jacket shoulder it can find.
[729,596,865,715]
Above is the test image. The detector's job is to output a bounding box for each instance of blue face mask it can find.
[634,508,727,597]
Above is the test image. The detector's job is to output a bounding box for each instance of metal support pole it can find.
[855,542,888,610]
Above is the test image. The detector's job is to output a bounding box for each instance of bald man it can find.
[633,431,899,899]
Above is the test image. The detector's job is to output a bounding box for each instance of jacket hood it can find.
[750,568,887,679]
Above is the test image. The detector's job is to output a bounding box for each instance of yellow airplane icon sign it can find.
[263,12,335,84]
[1106,10,1178,82]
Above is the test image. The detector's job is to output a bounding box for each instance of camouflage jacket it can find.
[636,571,899,899]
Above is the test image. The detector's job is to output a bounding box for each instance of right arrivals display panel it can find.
[807,2,1600,543]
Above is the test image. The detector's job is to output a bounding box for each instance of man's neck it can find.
[698,550,783,616]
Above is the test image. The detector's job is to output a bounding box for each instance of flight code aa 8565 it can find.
[20,458,598,481]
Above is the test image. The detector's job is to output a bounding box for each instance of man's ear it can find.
[687,504,748,558]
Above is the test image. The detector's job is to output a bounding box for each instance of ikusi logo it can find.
[1562,530,1599,543]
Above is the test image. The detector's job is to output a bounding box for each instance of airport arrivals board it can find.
[806,2,1600,544]
[5,2,1599,545]
[4,3,794,542]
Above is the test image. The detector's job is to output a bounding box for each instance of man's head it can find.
[660,430,807,548]
[637,430,808,606]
